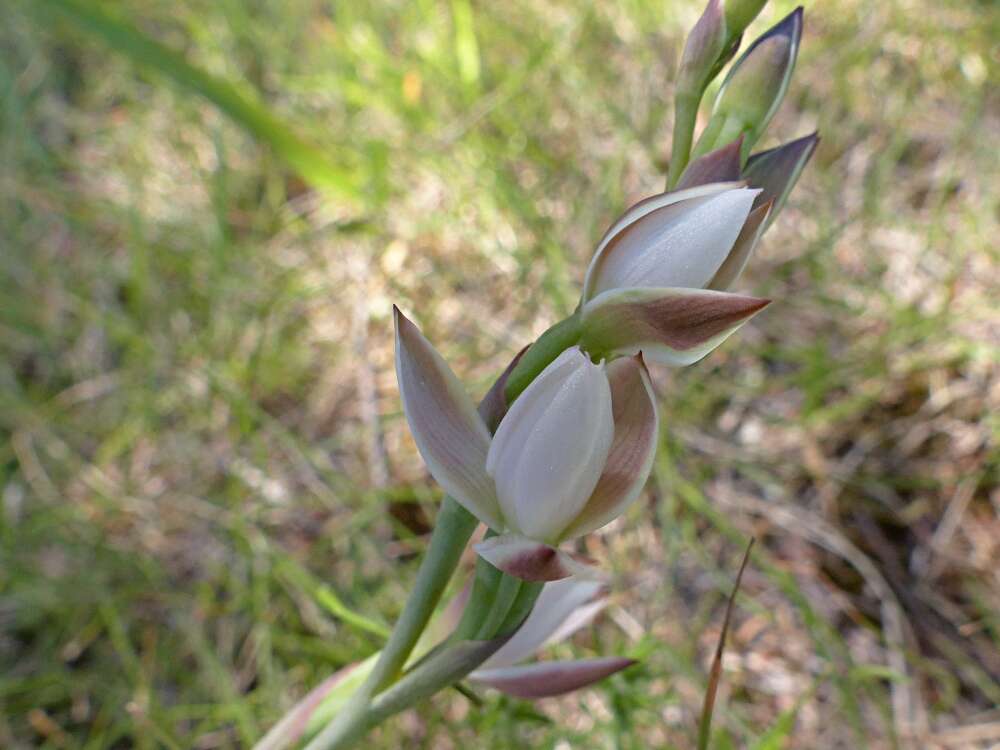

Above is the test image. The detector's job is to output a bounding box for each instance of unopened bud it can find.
[678,0,728,96]
[693,7,803,160]
[723,0,768,43]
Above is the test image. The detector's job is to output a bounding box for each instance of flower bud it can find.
[677,0,727,97]
[486,347,615,543]
[583,184,759,301]
[396,311,658,582]
[744,131,818,229]
[723,0,767,44]
[694,7,803,159]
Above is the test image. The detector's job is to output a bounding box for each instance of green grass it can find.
[2,0,998,748]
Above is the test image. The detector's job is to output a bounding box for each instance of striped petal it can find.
[394,307,503,529]
[580,287,771,366]
[474,535,599,582]
[582,181,744,301]
[562,356,658,539]
[470,657,636,699]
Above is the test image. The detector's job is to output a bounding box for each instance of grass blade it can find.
[27,0,360,202]
[698,537,755,750]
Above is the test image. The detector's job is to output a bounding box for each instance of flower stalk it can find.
[259,1,819,746]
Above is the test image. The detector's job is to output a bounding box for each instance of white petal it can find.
[588,188,760,297]
[394,307,503,529]
[487,347,614,541]
[583,182,742,301]
[477,577,606,670]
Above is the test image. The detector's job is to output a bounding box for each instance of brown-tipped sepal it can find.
[707,199,772,290]
[474,535,600,582]
[562,356,659,539]
[744,132,818,229]
[580,287,771,367]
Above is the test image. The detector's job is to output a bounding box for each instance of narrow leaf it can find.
[30,0,359,201]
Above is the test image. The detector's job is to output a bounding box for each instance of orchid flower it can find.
[578,182,773,366]
[395,308,658,581]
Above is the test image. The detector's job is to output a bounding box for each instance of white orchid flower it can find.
[579,182,773,366]
[394,308,659,581]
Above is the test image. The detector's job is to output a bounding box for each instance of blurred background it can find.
[1,0,997,747]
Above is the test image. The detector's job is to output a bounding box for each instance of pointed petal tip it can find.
[472,657,638,699]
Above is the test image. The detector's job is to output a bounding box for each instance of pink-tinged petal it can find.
[676,137,744,190]
[585,188,761,298]
[474,535,599,582]
[580,287,771,367]
[479,578,607,669]
[562,356,658,539]
[470,657,637,699]
[744,132,819,228]
[707,200,772,291]
[582,181,744,301]
[394,307,503,529]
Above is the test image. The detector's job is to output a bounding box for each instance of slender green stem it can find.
[503,312,582,403]
[667,92,701,189]
[497,581,544,635]
[452,551,503,641]
[364,497,478,694]
[473,575,522,639]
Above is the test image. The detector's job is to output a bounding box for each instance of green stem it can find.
[365,498,477,694]
[666,92,701,189]
[305,498,475,749]
[497,581,544,635]
[473,575,522,639]
[503,312,582,403]
[452,552,503,641]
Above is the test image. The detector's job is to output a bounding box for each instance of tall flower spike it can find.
[393,307,503,530]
